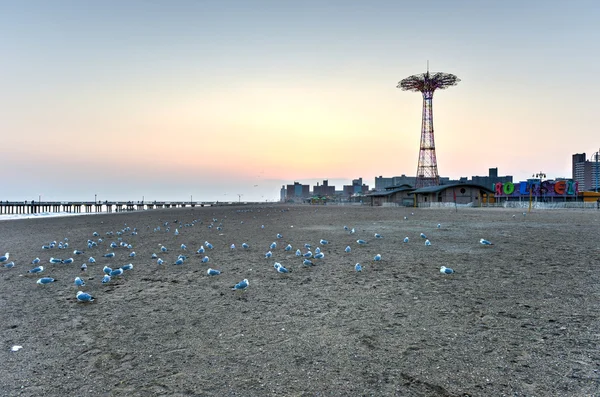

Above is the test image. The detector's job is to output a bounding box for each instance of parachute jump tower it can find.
[397,66,460,188]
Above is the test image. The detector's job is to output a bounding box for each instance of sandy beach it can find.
[1,204,599,396]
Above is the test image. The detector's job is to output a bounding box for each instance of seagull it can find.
[374,233,383,239]
[129,252,136,257]
[403,237,409,243]
[197,246,205,254]
[344,246,351,253]
[61,258,74,264]
[28,265,44,274]
[374,254,382,261]
[420,233,427,239]
[344,226,349,231]
[42,245,51,250]
[242,243,250,249]
[74,277,85,286]
[295,249,302,256]
[270,242,277,250]
[88,256,96,263]
[201,256,209,263]
[230,244,236,249]
[315,247,321,254]
[174,257,184,265]
[302,259,314,266]
[49,257,62,264]
[314,252,325,259]
[161,246,168,252]
[425,239,431,246]
[121,263,133,271]
[151,253,158,259]
[355,263,362,272]
[103,266,112,275]
[480,238,494,245]
[276,233,283,239]
[356,239,367,245]
[350,228,356,234]
[265,251,272,259]
[81,263,87,271]
[180,244,187,250]
[174,228,179,236]
[275,263,289,273]
[76,291,95,302]
[110,268,123,277]
[232,279,249,291]
[303,251,312,258]
[73,250,84,255]
[437,224,441,228]
[304,243,311,249]
[205,242,213,250]
[31,257,40,264]
[3,261,15,268]
[103,253,115,258]
[320,239,329,245]
[157,258,164,265]
[285,244,292,251]
[440,266,454,274]
[110,242,118,248]
[102,274,111,283]
[37,277,56,285]
[207,268,221,276]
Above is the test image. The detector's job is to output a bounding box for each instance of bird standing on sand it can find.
[440,266,454,274]
[355,263,362,272]
[480,238,493,245]
[76,291,94,302]
[232,279,249,291]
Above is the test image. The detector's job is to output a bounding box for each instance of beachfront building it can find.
[342,177,369,199]
[285,182,310,202]
[471,168,513,191]
[493,178,579,203]
[313,180,335,197]
[367,184,414,206]
[411,183,494,205]
[573,152,600,192]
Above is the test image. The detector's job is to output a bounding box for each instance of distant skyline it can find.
[2,1,599,202]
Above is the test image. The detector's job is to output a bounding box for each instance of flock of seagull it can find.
[0,210,496,304]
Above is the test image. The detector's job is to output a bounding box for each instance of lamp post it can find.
[237,194,243,203]
[534,172,546,203]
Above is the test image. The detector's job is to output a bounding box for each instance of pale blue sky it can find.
[1,1,599,202]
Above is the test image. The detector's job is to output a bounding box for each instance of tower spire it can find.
[397,68,460,188]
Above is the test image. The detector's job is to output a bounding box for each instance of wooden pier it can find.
[0,201,214,215]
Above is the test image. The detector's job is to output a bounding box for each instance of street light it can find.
[534,172,546,203]
[237,194,243,203]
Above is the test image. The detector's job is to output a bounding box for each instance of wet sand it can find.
[1,205,599,396]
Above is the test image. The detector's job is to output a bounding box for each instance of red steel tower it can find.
[398,68,460,188]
